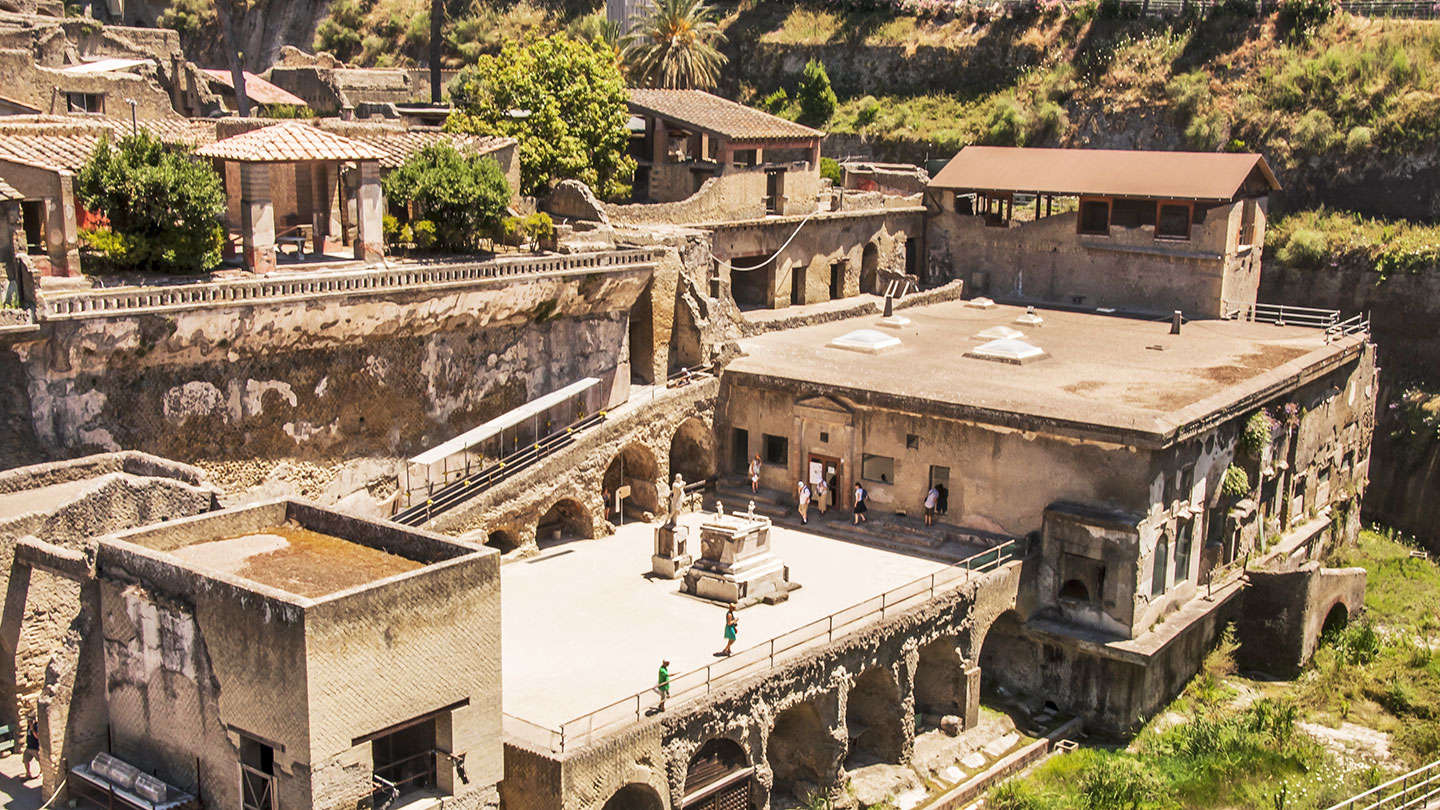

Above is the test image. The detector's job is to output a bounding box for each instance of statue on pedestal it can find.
[667,473,685,525]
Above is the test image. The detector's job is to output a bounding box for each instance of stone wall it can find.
[1237,562,1367,676]
[2,261,652,466]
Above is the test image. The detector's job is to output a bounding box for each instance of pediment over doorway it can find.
[795,394,855,425]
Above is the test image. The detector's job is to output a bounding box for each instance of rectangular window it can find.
[1239,199,1257,247]
[762,434,788,466]
[1156,202,1193,240]
[1174,522,1193,585]
[954,193,974,216]
[1078,198,1110,235]
[1151,536,1169,597]
[905,433,920,450]
[861,454,895,484]
[819,431,829,443]
[21,200,45,255]
[66,92,102,114]
[372,718,437,800]
[240,735,277,810]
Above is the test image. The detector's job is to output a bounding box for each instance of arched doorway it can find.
[486,529,519,553]
[684,738,753,810]
[1321,602,1349,638]
[630,281,656,385]
[603,444,661,518]
[603,783,665,810]
[978,611,1034,708]
[536,499,592,546]
[767,701,834,804]
[914,636,962,724]
[859,242,879,295]
[670,418,717,485]
[845,667,905,765]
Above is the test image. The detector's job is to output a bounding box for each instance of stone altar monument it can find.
[652,473,692,579]
[681,503,790,603]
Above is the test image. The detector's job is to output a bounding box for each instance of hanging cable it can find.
[712,207,824,272]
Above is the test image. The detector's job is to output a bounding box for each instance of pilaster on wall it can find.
[354,160,384,265]
[239,162,277,274]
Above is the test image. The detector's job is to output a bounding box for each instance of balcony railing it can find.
[1221,301,1371,343]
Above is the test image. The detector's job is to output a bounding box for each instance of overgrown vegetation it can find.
[796,58,839,127]
[1267,208,1440,278]
[988,528,1440,808]
[381,142,512,253]
[76,132,225,275]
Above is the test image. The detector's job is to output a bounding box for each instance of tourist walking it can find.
[815,476,829,515]
[797,480,811,524]
[749,454,761,493]
[656,659,671,712]
[721,604,739,656]
[23,714,38,779]
[853,483,868,524]
[925,485,939,525]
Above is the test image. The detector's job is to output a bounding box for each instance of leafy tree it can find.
[626,0,728,91]
[795,58,837,128]
[76,132,225,274]
[446,34,635,200]
[382,142,511,253]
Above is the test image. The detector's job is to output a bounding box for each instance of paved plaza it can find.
[501,512,952,729]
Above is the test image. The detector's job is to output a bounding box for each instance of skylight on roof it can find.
[964,338,1048,365]
[975,325,1026,341]
[828,329,902,354]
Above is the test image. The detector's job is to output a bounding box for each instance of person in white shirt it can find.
[815,476,829,515]
[797,480,811,524]
[925,485,940,526]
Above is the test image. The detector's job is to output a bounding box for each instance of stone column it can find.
[652,119,667,166]
[959,662,982,732]
[0,560,31,731]
[51,173,81,277]
[239,162,277,274]
[353,160,384,265]
[808,140,821,169]
[310,162,331,253]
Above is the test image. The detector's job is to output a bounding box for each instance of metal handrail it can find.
[507,537,1030,753]
[1325,757,1440,810]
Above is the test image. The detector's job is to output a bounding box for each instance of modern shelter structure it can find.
[927,146,1281,317]
[195,122,387,272]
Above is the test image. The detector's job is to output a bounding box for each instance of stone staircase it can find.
[711,478,987,564]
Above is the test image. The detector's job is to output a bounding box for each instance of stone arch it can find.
[1321,601,1349,638]
[603,783,665,810]
[683,738,753,810]
[1059,579,1091,601]
[604,443,661,517]
[766,701,832,804]
[670,417,716,485]
[914,635,963,722]
[486,528,520,553]
[978,611,1031,706]
[845,667,906,765]
[859,242,880,295]
[535,498,593,545]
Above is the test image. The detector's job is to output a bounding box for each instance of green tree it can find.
[382,142,511,253]
[76,132,225,274]
[446,34,635,200]
[795,58,837,128]
[626,0,727,91]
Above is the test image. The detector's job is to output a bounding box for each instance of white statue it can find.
[668,473,686,525]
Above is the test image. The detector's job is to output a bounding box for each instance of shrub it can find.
[411,219,437,251]
[796,59,838,127]
[1294,109,1339,153]
[1185,109,1229,151]
[381,142,511,253]
[1078,757,1163,810]
[1029,101,1069,142]
[820,157,843,186]
[263,103,315,119]
[1240,411,1274,457]
[1276,228,1329,268]
[75,131,225,274]
[1166,70,1212,121]
[1277,0,1338,37]
[856,95,882,127]
[988,779,1044,810]
[1221,464,1250,497]
[985,96,1029,146]
[761,88,790,114]
[382,214,402,247]
[521,212,555,250]
[1345,125,1374,154]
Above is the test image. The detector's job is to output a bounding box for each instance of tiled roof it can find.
[200,69,308,108]
[345,129,514,169]
[627,89,823,142]
[195,121,386,162]
[0,178,21,200]
[0,134,102,171]
[0,120,217,172]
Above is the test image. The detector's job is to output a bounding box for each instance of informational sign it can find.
[808,460,824,485]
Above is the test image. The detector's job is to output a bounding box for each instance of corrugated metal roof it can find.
[929,146,1280,201]
[200,69,309,108]
[195,121,385,162]
[627,89,823,142]
[59,57,151,74]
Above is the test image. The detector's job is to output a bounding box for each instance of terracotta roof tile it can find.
[0,178,21,200]
[195,121,386,162]
[627,89,823,142]
[0,134,102,171]
[200,69,309,108]
[930,146,1281,201]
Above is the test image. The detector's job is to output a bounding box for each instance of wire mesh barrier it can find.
[503,538,1029,754]
[1324,758,1440,810]
[37,248,663,319]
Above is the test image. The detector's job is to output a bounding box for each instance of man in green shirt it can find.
[657,660,671,712]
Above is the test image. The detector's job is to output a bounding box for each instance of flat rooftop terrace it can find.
[728,300,1365,443]
[169,525,423,598]
[501,513,956,734]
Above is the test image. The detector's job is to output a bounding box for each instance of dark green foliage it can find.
[796,58,838,127]
[313,0,366,62]
[761,88,790,114]
[1221,464,1250,497]
[1277,0,1338,38]
[1077,757,1166,809]
[382,142,511,253]
[820,157,843,186]
[75,132,225,274]
[1239,411,1274,457]
[263,104,316,119]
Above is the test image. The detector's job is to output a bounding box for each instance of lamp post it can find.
[125,98,137,136]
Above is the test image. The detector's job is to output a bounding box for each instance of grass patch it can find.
[1266,208,1440,277]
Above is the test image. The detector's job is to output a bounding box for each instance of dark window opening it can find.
[1239,199,1257,247]
[819,431,830,443]
[765,170,784,215]
[1151,537,1169,597]
[861,454,894,484]
[1110,198,1155,229]
[21,200,45,255]
[906,434,920,450]
[763,434,788,466]
[954,193,974,216]
[240,735,276,810]
[66,92,103,114]
[372,718,437,801]
[1059,579,1091,602]
[1078,199,1110,235]
[829,260,845,300]
[1156,203,1193,240]
[1174,521,1193,585]
[731,428,749,475]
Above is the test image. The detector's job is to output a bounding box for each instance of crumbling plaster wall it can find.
[1236,562,1366,676]
[926,194,1261,318]
[537,562,1022,810]
[3,269,649,465]
[425,379,719,548]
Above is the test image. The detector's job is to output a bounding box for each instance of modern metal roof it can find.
[408,378,602,467]
[59,57,151,74]
[627,89,823,142]
[929,146,1281,202]
[195,121,386,163]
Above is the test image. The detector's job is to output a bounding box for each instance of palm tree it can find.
[626,0,728,91]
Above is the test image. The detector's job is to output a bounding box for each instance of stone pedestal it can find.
[682,511,789,603]
[651,523,692,579]
[239,162,277,274]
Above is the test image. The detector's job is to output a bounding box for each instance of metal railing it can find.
[38,248,662,319]
[1325,758,1440,810]
[1221,301,1343,328]
[973,0,1440,17]
[507,537,1030,754]
[1326,312,1372,342]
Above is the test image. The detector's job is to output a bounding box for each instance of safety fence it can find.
[1324,757,1440,810]
[504,537,1030,754]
